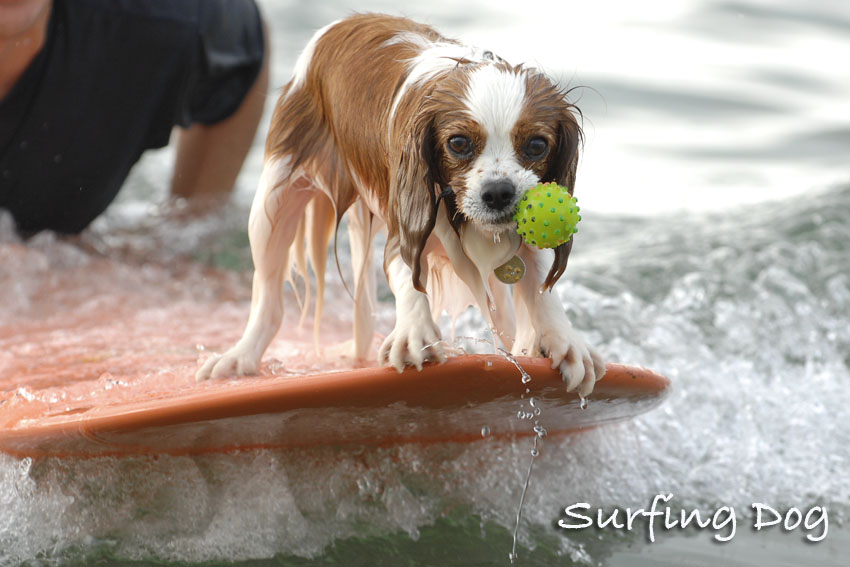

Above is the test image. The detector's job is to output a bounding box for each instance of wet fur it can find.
[197,14,606,396]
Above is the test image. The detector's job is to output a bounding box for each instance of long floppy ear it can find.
[387,111,442,293]
[542,110,582,291]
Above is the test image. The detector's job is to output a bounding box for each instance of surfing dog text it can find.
[557,494,828,543]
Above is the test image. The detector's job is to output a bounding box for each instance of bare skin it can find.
[170,20,270,209]
[1,0,268,212]
[0,0,52,100]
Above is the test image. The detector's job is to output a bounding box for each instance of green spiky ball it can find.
[513,182,580,249]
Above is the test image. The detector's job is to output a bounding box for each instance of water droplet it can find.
[481,425,491,437]
[530,447,539,457]
[529,397,536,407]
[521,372,531,384]
[533,425,548,438]
[580,397,588,410]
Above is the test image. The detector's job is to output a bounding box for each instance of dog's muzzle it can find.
[481,180,516,212]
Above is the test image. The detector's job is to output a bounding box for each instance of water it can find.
[510,435,541,565]
[2,0,850,565]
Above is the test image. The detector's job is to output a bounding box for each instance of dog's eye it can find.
[447,135,473,158]
[524,137,549,161]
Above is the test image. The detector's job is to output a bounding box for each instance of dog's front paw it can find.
[539,329,606,397]
[379,318,446,372]
[195,346,260,381]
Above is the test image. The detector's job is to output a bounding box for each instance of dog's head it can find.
[388,60,583,292]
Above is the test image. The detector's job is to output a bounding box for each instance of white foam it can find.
[2,187,849,564]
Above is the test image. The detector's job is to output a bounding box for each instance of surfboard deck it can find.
[0,354,668,458]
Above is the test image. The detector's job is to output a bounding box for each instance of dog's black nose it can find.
[481,180,515,211]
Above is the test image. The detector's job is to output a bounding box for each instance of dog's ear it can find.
[542,111,582,291]
[545,117,581,192]
[388,112,441,293]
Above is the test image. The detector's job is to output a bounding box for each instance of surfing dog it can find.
[197,14,606,396]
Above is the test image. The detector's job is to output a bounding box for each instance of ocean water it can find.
[2,0,849,565]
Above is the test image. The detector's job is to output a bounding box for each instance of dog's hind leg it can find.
[303,194,336,354]
[196,156,317,380]
[347,200,383,361]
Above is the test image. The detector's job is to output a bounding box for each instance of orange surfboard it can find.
[0,354,668,459]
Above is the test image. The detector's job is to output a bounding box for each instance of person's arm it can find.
[169,25,269,206]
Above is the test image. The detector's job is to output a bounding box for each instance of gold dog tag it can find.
[494,255,525,284]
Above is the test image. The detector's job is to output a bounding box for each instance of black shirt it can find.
[0,0,264,234]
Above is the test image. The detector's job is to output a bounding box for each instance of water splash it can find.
[509,434,540,565]
[3,180,850,565]
[497,348,533,385]
[419,339,446,353]
[494,347,553,565]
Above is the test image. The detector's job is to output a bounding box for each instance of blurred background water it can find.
[1,0,849,565]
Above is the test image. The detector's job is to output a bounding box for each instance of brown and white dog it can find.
[197,14,606,396]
